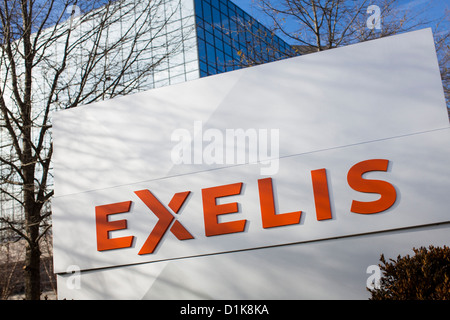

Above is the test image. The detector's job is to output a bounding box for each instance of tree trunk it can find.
[19,0,42,300]
[22,134,42,299]
[22,157,42,300]
[24,242,41,300]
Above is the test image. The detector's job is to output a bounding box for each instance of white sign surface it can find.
[53,28,449,281]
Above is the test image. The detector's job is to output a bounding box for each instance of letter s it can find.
[347,159,396,214]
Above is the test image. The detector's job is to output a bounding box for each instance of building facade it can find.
[125,0,297,88]
[194,0,296,77]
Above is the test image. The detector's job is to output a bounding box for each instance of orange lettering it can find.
[95,201,134,251]
[134,189,193,255]
[347,159,397,214]
[311,169,333,221]
[202,182,247,236]
[258,178,302,228]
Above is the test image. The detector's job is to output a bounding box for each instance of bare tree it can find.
[232,17,298,68]
[251,0,433,52]
[0,0,192,299]
[229,0,448,109]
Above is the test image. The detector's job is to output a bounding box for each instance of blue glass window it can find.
[212,7,221,26]
[196,25,205,40]
[205,30,214,45]
[210,0,220,10]
[219,0,228,13]
[224,42,232,57]
[200,60,208,75]
[198,38,207,61]
[206,42,216,65]
[204,21,213,34]
[221,13,230,32]
[208,64,217,75]
[213,27,223,43]
[194,0,297,77]
[202,1,212,23]
[194,0,203,18]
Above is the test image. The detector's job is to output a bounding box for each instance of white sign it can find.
[52,29,449,298]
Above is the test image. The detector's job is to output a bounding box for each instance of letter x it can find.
[134,189,194,255]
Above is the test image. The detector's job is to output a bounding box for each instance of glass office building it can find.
[194,0,296,77]
[145,0,297,88]
[85,0,297,89]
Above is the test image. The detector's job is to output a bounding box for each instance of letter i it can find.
[311,169,333,221]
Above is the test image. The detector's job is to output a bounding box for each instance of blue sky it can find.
[231,0,449,42]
